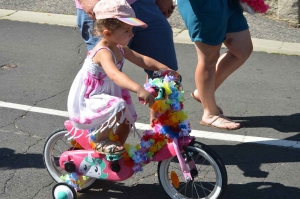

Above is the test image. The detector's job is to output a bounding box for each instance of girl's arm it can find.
[93,49,155,105]
[122,46,172,72]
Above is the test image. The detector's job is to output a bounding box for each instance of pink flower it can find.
[241,0,269,13]
[107,98,119,108]
[96,72,107,86]
[83,72,107,98]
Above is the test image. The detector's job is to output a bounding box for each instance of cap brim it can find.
[118,18,148,28]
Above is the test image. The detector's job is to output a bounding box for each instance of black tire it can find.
[43,129,96,192]
[158,141,227,199]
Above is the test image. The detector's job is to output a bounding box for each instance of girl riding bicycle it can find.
[67,0,173,156]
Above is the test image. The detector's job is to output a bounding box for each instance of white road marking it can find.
[1,100,299,149]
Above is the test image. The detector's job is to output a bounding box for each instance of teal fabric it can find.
[178,0,249,45]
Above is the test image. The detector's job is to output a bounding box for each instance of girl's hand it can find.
[137,88,155,107]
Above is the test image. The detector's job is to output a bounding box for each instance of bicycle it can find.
[43,70,228,199]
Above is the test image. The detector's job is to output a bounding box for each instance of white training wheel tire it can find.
[52,183,77,199]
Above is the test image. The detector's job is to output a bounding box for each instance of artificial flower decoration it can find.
[241,0,269,13]
[60,172,87,191]
[122,73,192,172]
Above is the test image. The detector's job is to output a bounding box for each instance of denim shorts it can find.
[77,9,100,51]
[177,0,249,46]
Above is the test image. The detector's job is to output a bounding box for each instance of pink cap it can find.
[93,0,148,28]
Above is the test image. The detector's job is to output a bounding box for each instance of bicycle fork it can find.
[172,138,197,182]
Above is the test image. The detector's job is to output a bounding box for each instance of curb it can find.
[1,9,300,56]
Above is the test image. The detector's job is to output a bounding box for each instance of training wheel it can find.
[52,183,78,199]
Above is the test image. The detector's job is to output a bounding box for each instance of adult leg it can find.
[194,42,240,129]
[215,29,253,90]
[192,29,252,108]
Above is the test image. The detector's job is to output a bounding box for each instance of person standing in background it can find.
[177,0,253,130]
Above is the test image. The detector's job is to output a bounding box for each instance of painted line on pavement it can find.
[1,100,300,149]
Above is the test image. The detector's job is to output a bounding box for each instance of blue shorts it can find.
[77,0,178,76]
[177,0,249,46]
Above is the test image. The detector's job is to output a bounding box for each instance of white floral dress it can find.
[67,46,137,132]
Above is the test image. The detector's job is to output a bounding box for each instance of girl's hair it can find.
[92,18,125,36]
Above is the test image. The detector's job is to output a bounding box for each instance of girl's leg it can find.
[95,109,125,152]
[114,121,131,145]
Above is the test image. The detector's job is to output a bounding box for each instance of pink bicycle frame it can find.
[59,121,195,182]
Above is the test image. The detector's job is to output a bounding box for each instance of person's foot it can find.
[200,115,240,130]
[191,90,224,114]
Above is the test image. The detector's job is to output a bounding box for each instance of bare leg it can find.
[192,29,253,115]
[215,30,253,90]
[194,41,221,118]
[95,109,126,151]
[194,30,252,129]
[114,121,131,145]
[194,42,240,129]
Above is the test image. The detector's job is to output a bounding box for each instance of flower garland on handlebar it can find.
[123,70,191,172]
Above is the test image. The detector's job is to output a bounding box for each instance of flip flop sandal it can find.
[191,91,224,114]
[200,115,240,130]
[95,139,125,155]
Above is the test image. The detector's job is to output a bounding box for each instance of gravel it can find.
[0,0,299,43]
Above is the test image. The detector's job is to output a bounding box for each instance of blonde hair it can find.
[92,18,125,36]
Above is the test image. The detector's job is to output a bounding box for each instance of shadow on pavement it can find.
[230,113,300,133]
[77,180,300,199]
[0,147,44,169]
[78,181,167,199]
[210,142,300,178]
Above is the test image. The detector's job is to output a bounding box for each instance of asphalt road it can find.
[0,17,300,199]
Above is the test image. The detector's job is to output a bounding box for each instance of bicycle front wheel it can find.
[158,141,227,199]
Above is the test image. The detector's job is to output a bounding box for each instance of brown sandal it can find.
[200,115,240,130]
[95,139,125,155]
[191,91,224,114]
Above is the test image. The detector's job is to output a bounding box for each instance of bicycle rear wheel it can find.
[43,129,96,191]
[158,141,227,199]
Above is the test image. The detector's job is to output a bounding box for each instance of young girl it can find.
[67,0,173,155]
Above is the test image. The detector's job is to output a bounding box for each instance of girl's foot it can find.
[200,115,240,130]
[95,139,125,155]
[191,90,224,114]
